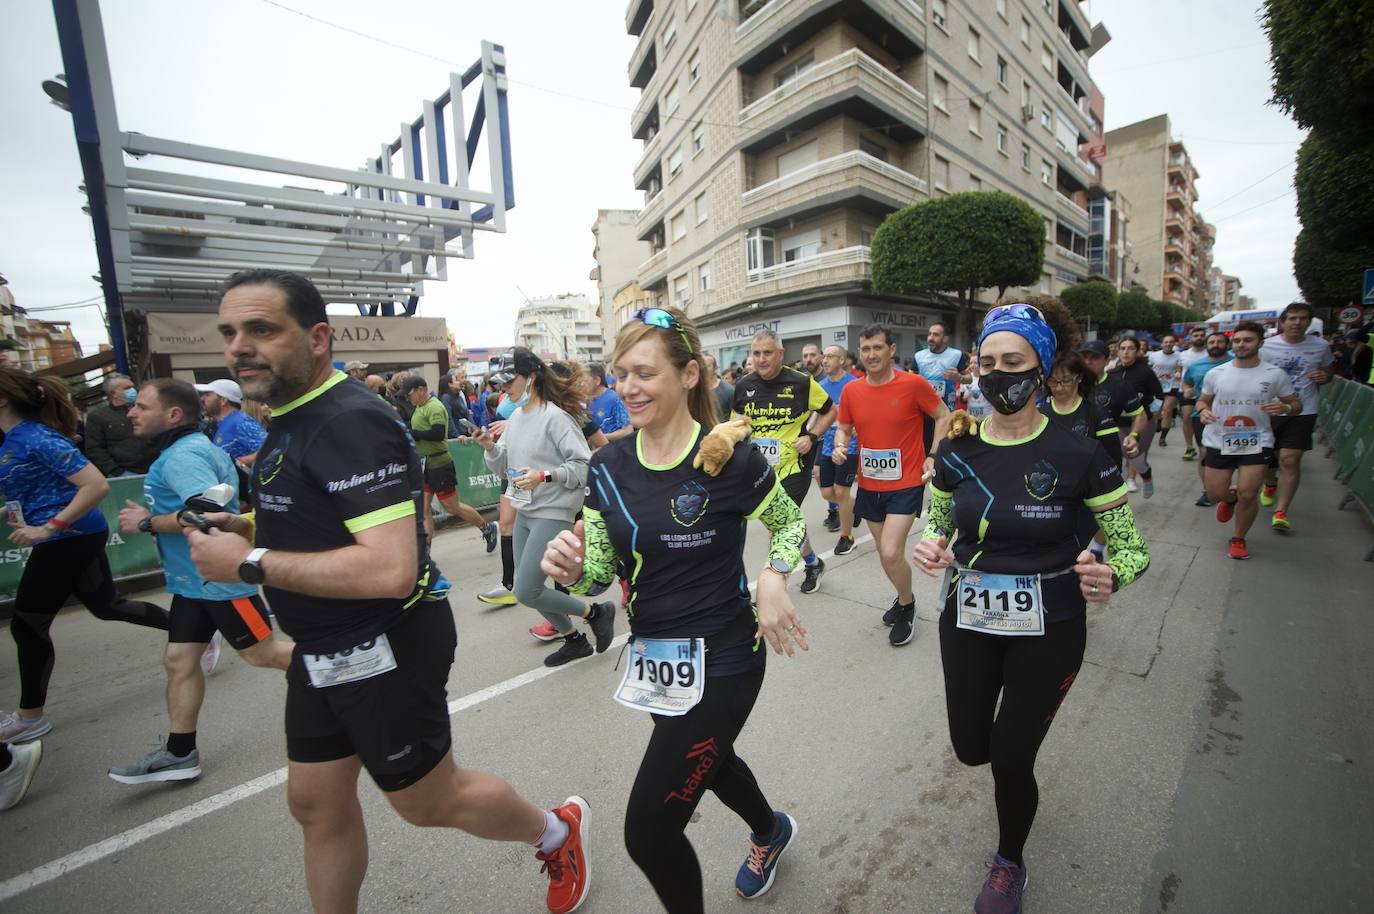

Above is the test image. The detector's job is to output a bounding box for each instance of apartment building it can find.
[513,293,607,363]
[591,209,651,348]
[1207,267,1243,315]
[624,0,1109,364]
[1087,187,1133,291]
[1100,115,1215,309]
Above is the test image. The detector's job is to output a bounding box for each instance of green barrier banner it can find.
[0,475,163,602]
[1329,383,1371,453]
[1335,386,1374,477]
[448,439,502,510]
[1346,435,1374,517]
[1318,379,1350,433]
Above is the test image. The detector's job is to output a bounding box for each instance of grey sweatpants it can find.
[513,513,589,634]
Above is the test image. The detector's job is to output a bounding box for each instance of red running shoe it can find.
[530,621,560,642]
[540,796,591,914]
[1215,491,1236,524]
[1227,537,1249,560]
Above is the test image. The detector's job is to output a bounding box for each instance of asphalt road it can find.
[2,436,1372,913]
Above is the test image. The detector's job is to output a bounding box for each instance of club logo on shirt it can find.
[669,479,710,527]
[1024,459,1059,501]
[779,386,794,399]
[257,433,292,487]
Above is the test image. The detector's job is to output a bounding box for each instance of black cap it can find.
[1077,340,1109,358]
[493,347,543,382]
[400,375,429,395]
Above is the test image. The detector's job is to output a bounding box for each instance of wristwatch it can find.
[138,516,154,534]
[238,547,270,585]
[766,558,793,576]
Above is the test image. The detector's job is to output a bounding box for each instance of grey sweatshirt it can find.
[484,402,590,521]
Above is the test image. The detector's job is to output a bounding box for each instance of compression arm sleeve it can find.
[748,481,805,570]
[569,506,618,596]
[410,425,446,442]
[921,485,954,540]
[1095,502,1150,588]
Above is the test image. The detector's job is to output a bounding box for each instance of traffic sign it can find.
[1363,268,1374,304]
[1339,306,1365,326]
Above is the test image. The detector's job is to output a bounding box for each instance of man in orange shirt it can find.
[833,323,950,646]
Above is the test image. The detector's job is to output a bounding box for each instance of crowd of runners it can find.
[0,268,1349,912]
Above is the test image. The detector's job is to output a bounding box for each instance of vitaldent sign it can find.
[147,313,450,354]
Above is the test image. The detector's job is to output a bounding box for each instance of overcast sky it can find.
[0,0,1302,354]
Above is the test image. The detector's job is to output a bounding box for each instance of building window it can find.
[665,81,680,116]
[781,229,822,263]
[997,0,1007,19]
[968,101,982,136]
[777,139,818,177]
[934,155,951,192]
[860,226,877,247]
[663,16,677,51]
[671,210,686,241]
[698,261,712,291]
[969,175,983,191]
[1041,160,1053,185]
[774,52,815,89]
[1042,43,1054,73]
[746,228,776,272]
[933,73,949,112]
[996,56,1008,87]
[691,122,704,155]
[996,124,1008,154]
[1020,17,1030,46]
[688,49,701,85]
[932,0,948,31]
[695,190,709,224]
[673,273,690,306]
[968,27,981,62]
[1021,79,1032,107]
[859,138,888,161]
[1040,101,1053,131]
[669,145,684,176]
[1021,143,1031,170]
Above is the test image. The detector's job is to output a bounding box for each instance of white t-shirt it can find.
[1148,349,1183,392]
[963,377,991,421]
[1200,362,1295,452]
[1260,334,1333,416]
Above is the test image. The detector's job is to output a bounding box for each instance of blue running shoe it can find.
[482,522,498,553]
[974,853,1028,914]
[735,811,797,900]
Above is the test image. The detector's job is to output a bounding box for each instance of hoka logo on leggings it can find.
[664,737,719,804]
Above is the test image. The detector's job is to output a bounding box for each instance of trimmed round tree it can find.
[1061,280,1118,337]
[1294,227,1373,310]
[871,191,1045,345]
[1115,290,1158,334]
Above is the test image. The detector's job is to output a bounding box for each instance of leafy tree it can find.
[871,192,1044,344]
[1264,0,1374,149]
[1114,290,1158,332]
[1295,133,1374,247]
[1061,280,1118,332]
[1293,228,1373,309]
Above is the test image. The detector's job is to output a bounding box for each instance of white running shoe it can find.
[201,632,223,676]
[0,711,51,744]
[0,740,44,810]
[1126,479,1140,494]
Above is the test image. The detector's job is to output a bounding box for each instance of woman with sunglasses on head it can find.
[467,347,615,667]
[541,307,809,913]
[0,366,170,744]
[910,301,1150,914]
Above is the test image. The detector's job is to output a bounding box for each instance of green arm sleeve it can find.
[1094,502,1150,588]
[569,506,618,596]
[747,481,805,569]
[921,484,954,540]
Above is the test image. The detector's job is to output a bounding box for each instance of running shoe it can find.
[735,811,798,900]
[477,587,517,606]
[0,712,51,744]
[1260,483,1277,507]
[543,633,593,667]
[1272,510,1291,532]
[482,522,499,553]
[107,743,202,785]
[889,605,916,647]
[1227,537,1249,560]
[799,558,825,594]
[1142,477,1155,499]
[530,621,561,642]
[539,795,591,914]
[882,598,902,626]
[0,740,43,810]
[1125,479,1140,494]
[1182,446,1197,461]
[1216,493,1236,524]
[834,535,855,556]
[587,602,615,653]
[201,632,222,677]
[822,508,840,532]
[974,853,1028,914]
[1194,490,1211,507]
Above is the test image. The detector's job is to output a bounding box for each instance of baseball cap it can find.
[344,360,369,372]
[1077,340,1109,358]
[492,347,543,383]
[194,379,243,404]
[400,375,429,395]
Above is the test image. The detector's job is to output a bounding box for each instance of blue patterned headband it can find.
[978,303,1058,373]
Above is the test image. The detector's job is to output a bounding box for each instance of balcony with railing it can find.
[629,34,657,89]
[633,133,662,188]
[742,150,927,226]
[635,189,666,237]
[638,247,669,289]
[739,49,926,151]
[745,245,872,295]
[1054,244,1089,268]
[736,0,925,69]
[631,94,659,141]
[1054,189,1090,223]
[626,0,654,36]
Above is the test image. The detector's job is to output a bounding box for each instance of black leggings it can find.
[12,530,170,709]
[939,608,1086,864]
[624,665,776,914]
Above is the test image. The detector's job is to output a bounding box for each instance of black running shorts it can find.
[1203,447,1274,470]
[285,601,456,792]
[853,485,924,522]
[1270,414,1316,453]
[168,593,271,649]
[818,453,858,488]
[422,462,459,498]
[780,470,811,507]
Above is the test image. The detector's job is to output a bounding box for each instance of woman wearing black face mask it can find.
[910,298,1150,914]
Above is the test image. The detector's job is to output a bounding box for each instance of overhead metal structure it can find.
[49,0,514,373]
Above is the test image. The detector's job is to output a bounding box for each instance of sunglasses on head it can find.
[633,307,694,354]
[984,303,1046,324]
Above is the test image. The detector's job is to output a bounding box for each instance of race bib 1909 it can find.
[302,633,399,688]
[954,569,1045,636]
[753,437,782,466]
[860,447,902,481]
[614,637,704,716]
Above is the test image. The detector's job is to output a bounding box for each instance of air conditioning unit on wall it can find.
[1021,105,1035,122]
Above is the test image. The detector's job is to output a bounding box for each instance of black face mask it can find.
[981,367,1042,415]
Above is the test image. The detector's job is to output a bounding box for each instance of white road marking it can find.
[0,532,877,902]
